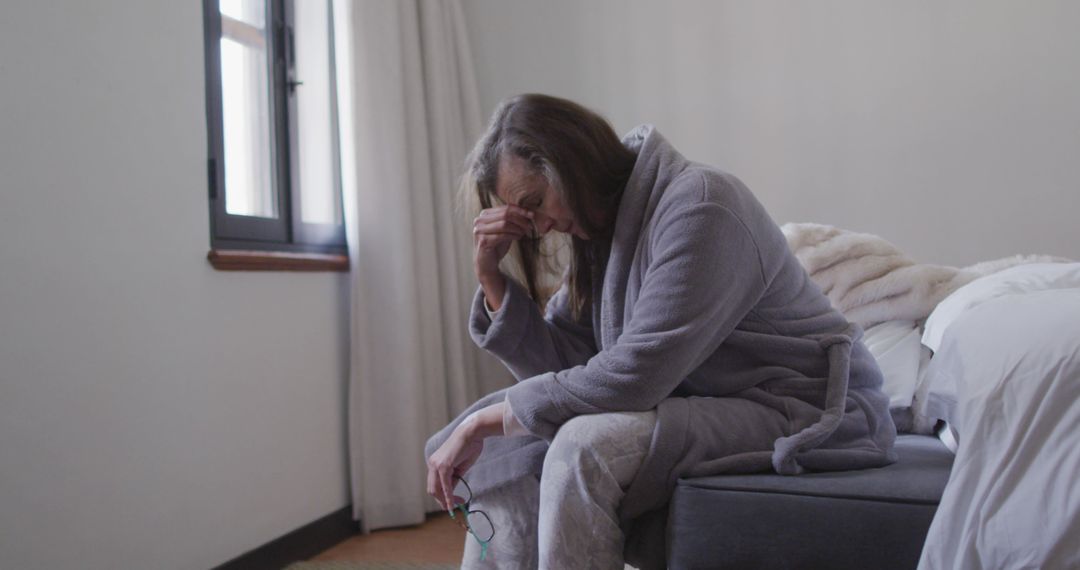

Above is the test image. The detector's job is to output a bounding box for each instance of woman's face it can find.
[495,154,589,240]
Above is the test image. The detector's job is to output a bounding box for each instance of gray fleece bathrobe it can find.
[426,125,897,569]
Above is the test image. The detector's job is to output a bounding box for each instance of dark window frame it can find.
[201,0,347,257]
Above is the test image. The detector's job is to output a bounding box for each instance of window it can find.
[202,0,346,265]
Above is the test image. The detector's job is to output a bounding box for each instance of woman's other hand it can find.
[426,402,507,512]
[472,205,534,311]
[426,428,484,512]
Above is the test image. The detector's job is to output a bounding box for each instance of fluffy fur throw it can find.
[781,223,1068,329]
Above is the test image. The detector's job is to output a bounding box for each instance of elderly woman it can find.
[425,94,896,570]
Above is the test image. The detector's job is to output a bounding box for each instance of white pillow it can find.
[862,320,922,409]
[922,262,1080,352]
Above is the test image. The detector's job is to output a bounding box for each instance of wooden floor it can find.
[311,513,464,564]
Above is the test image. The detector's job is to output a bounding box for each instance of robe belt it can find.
[771,327,855,474]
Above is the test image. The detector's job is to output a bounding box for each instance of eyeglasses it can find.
[450,477,495,561]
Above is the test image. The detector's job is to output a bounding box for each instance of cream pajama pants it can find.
[461,410,657,570]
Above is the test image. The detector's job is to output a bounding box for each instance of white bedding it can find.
[917,289,1080,569]
[863,320,923,409]
[922,262,1080,352]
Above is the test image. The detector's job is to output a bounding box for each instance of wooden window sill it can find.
[207,249,349,272]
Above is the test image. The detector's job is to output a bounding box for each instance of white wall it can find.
[462,0,1080,265]
[0,1,350,569]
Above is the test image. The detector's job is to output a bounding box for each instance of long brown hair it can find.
[461,94,637,320]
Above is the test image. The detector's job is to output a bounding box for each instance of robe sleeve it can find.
[469,275,598,382]
[505,201,770,440]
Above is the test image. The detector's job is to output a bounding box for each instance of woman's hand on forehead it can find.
[472,204,536,285]
[474,204,535,238]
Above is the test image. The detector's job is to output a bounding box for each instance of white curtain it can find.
[334,0,510,532]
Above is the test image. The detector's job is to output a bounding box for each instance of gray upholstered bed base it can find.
[666,434,954,569]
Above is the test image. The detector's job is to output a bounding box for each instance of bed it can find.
[661,226,1080,570]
